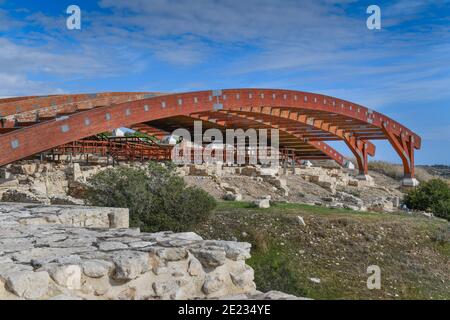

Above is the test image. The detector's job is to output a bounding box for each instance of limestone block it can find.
[0,202,302,300]
[189,247,227,268]
[203,241,251,261]
[98,241,128,251]
[187,258,205,277]
[5,271,50,299]
[152,280,179,297]
[82,260,113,278]
[30,179,47,196]
[108,208,130,228]
[253,198,270,209]
[150,247,188,262]
[202,273,227,295]
[230,266,255,288]
[112,251,150,281]
[0,178,19,190]
[21,164,38,175]
[46,265,82,290]
[317,181,336,193]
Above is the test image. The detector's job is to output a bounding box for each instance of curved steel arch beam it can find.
[0,89,421,180]
[216,108,371,174]
[218,89,421,148]
[0,93,153,125]
[190,112,346,166]
[0,91,213,166]
[213,89,420,177]
[0,95,40,104]
[0,92,151,117]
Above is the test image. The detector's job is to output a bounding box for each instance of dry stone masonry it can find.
[0,161,405,214]
[0,202,299,300]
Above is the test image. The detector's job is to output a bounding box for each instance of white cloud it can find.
[0,0,449,107]
[0,72,64,97]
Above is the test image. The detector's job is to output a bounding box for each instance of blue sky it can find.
[0,0,449,164]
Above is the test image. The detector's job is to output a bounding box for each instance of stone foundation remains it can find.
[0,202,300,300]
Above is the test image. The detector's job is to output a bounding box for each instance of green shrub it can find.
[247,246,307,297]
[404,179,450,221]
[85,162,217,232]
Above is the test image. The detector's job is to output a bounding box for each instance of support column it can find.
[344,137,374,180]
[382,125,419,187]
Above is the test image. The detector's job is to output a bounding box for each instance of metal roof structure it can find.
[0,89,421,184]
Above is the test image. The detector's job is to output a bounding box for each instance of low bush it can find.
[85,162,217,232]
[247,246,307,297]
[404,179,450,221]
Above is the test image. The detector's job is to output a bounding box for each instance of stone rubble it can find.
[0,202,299,300]
[0,161,406,215]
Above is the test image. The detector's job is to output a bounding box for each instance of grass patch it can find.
[195,201,450,299]
[368,161,434,182]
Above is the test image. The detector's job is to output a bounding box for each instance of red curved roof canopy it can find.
[0,89,420,178]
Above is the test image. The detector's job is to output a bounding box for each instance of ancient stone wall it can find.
[0,202,292,300]
[0,161,404,214]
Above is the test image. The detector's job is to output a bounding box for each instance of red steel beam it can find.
[192,112,346,166]
[0,89,421,180]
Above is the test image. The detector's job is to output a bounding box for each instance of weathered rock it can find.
[98,241,128,251]
[202,273,226,295]
[49,195,84,205]
[0,178,19,190]
[5,271,50,299]
[82,260,113,278]
[187,258,204,277]
[223,192,243,201]
[1,190,49,204]
[203,241,251,261]
[112,251,150,280]
[230,266,255,288]
[46,264,82,290]
[150,247,188,261]
[368,200,394,213]
[253,197,270,209]
[0,202,303,300]
[152,280,179,297]
[189,247,227,268]
[309,277,321,284]
[297,216,306,226]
